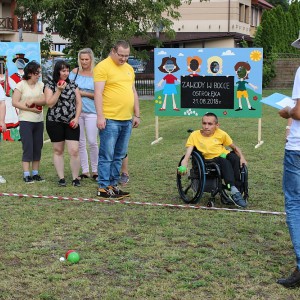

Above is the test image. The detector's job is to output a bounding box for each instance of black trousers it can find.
[212,152,241,188]
[19,121,44,162]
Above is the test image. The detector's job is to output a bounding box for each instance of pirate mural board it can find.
[0,42,41,141]
[154,48,263,118]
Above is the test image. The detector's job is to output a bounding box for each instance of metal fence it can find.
[135,75,154,96]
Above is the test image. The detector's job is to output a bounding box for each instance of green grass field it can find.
[1,89,300,299]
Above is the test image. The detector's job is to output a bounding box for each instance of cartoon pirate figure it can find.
[157,56,180,111]
[187,56,202,77]
[0,56,20,141]
[234,61,257,111]
[9,53,29,91]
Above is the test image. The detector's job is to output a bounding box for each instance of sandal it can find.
[79,174,90,180]
[92,174,98,181]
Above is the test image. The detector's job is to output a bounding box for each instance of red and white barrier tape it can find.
[0,192,286,216]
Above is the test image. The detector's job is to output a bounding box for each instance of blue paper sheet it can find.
[261,93,295,110]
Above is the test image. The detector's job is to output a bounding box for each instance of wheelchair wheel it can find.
[207,198,215,207]
[240,164,249,201]
[177,151,206,204]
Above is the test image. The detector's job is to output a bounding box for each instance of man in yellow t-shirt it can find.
[180,112,248,208]
[94,40,140,199]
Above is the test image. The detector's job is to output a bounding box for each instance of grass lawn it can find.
[1,88,300,299]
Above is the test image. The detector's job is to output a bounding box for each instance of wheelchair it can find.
[177,149,249,207]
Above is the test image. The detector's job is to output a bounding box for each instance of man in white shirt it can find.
[277,32,300,288]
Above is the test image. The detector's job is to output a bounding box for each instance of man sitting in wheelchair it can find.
[179,112,248,208]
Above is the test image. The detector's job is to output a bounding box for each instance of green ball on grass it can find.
[67,251,80,264]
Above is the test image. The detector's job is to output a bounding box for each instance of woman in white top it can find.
[12,61,46,183]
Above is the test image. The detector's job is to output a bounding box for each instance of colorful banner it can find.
[0,42,41,141]
[154,48,263,118]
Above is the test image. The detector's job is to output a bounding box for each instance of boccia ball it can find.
[65,249,76,259]
[178,166,187,173]
[69,121,75,128]
[58,79,65,86]
[67,251,80,264]
[219,153,227,158]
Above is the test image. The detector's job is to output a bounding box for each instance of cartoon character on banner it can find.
[187,56,202,77]
[157,56,180,111]
[10,53,29,89]
[207,56,223,76]
[234,61,257,111]
[0,56,20,141]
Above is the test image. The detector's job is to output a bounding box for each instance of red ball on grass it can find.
[65,249,76,259]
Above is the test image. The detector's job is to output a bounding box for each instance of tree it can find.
[16,0,192,58]
[267,0,289,11]
[254,0,300,56]
[253,0,300,87]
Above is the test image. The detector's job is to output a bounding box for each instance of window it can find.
[239,3,244,22]
[37,20,43,33]
[54,44,66,52]
[251,6,261,27]
[239,3,249,24]
[245,5,249,24]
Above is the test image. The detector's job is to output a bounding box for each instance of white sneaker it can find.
[0,175,6,183]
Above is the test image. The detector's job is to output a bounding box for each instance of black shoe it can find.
[72,178,81,187]
[249,107,256,110]
[110,185,130,197]
[24,176,34,184]
[97,187,123,199]
[32,174,45,182]
[235,107,243,111]
[79,174,89,180]
[58,178,66,187]
[277,267,300,288]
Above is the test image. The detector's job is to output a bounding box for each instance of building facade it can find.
[0,0,272,50]
[131,0,273,49]
[0,0,68,51]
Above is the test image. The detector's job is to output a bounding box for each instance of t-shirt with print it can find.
[46,80,78,124]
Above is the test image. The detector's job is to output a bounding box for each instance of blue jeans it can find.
[283,150,300,269]
[98,119,132,188]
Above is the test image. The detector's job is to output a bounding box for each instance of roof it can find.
[130,32,252,47]
[253,0,273,9]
